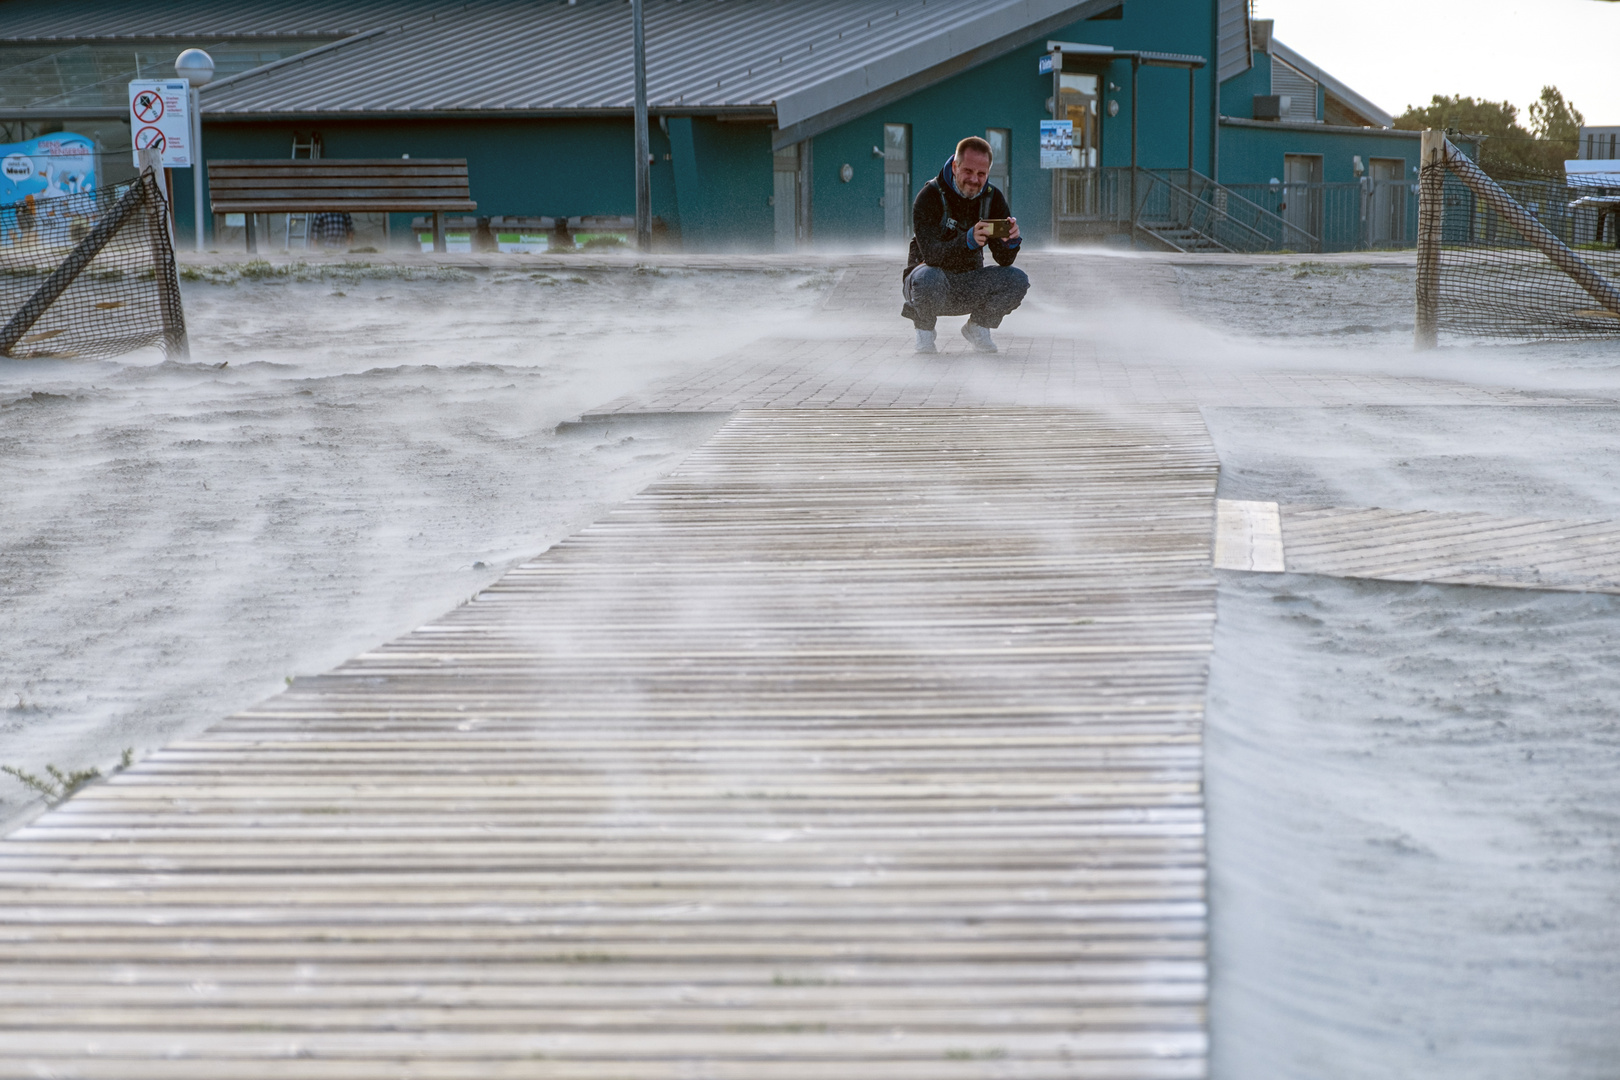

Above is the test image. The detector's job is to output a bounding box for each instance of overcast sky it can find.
[1253,0,1619,127]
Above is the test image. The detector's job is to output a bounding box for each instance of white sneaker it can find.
[914,329,937,354]
[961,320,997,353]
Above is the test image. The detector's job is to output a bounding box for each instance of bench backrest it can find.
[207,159,477,214]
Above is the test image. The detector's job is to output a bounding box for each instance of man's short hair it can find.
[955,135,993,163]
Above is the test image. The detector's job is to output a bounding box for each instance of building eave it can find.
[1269,39,1394,129]
[1220,115,1414,138]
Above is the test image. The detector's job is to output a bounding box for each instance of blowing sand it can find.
[3,248,1618,1077]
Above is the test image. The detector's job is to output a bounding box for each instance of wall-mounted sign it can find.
[128,80,192,168]
[1040,119,1077,170]
[0,133,96,205]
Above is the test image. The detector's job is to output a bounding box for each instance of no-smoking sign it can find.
[128,79,190,168]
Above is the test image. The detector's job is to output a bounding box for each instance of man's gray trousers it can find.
[902,264,1030,331]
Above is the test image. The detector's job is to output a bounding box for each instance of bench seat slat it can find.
[209,167,470,180]
[212,201,480,213]
[210,185,477,198]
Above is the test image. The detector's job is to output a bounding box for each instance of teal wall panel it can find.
[1218,123,1419,184]
[188,117,677,247]
[807,0,1221,245]
[1219,50,1272,119]
[675,118,774,251]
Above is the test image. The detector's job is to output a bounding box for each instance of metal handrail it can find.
[1130,169,1283,253]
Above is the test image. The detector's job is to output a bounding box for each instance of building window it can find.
[884,123,911,243]
[986,128,1011,201]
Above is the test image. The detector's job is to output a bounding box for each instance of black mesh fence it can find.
[1423,155,1620,342]
[0,169,187,360]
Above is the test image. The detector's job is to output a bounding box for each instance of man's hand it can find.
[970,218,1021,246]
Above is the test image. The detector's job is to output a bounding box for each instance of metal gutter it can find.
[0,107,128,120]
[1220,115,1417,138]
[200,107,778,123]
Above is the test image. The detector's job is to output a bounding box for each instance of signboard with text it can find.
[1040,119,1077,170]
[128,80,192,168]
[1,133,96,205]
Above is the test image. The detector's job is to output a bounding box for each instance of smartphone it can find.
[982,218,1012,238]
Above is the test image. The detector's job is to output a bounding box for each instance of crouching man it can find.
[901,135,1030,354]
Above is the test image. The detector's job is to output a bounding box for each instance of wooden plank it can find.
[0,408,1218,1077]
[1266,504,1620,593]
[1211,499,1285,572]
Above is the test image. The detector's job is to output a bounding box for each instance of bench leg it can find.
[245,213,257,254]
[433,211,446,254]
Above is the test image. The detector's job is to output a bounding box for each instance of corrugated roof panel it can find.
[0,0,459,41]
[1215,0,1250,84]
[200,0,1104,118]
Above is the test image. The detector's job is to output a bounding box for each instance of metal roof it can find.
[0,0,458,42]
[198,0,1115,145]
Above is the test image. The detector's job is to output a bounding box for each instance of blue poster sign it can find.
[0,133,97,206]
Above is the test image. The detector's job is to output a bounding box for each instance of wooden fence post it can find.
[1415,129,1443,350]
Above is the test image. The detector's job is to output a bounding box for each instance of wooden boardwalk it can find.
[0,408,1219,1078]
[1213,499,1620,593]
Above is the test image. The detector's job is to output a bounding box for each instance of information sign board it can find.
[1040,119,1077,170]
[128,80,192,168]
[0,133,96,205]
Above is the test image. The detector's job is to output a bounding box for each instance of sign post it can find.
[631,0,651,252]
[175,49,215,253]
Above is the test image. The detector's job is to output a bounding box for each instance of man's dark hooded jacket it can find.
[904,157,1021,280]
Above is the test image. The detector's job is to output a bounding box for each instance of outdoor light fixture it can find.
[1108,99,1120,117]
[871,145,884,159]
[175,48,214,86]
[840,164,853,183]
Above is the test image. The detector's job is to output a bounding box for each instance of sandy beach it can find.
[2,247,1618,1077]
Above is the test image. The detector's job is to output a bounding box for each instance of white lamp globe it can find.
[175,49,215,87]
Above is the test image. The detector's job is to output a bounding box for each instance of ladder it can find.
[284,133,322,250]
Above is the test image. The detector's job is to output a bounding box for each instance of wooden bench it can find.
[207,158,476,253]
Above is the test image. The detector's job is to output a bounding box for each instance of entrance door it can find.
[1282,153,1323,240]
[1369,157,1406,245]
[773,143,798,252]
[1055,72,1100,218]
[884,123,912,243]
[986,127,1011,201]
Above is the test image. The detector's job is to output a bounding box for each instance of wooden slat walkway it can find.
[0,408,1219,1078]
[1212,499,1620,592]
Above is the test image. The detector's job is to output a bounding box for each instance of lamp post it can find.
[175,48,214,252]
[631,0,651,252]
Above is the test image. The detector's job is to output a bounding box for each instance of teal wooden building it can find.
[0,0,1427,252]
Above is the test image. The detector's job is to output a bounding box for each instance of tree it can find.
[1395,88,1586,176]
[1528,85,1584,164]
